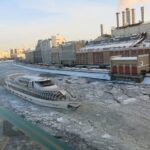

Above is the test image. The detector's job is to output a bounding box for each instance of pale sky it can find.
[0,0,150,50]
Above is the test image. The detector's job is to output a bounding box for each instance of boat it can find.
[5,73,81,109]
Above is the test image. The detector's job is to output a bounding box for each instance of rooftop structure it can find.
[111,56,137,61]
[112,7,150,38]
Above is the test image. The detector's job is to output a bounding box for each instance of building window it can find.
[95,55,103,62]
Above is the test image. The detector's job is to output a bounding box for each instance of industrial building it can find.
[25,6,150,82]
[111,54,149,82]
[76,6,150,69]
[25,38,85,66]
[112,7,150,38]
[25,35,66,65]
[61,41,85,66]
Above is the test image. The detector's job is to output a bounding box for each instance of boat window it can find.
[36,80,54,87]
[18,79,28,86]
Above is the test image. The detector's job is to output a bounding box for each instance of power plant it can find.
[112,6,150,38]
[25,6,150,82]
[115,6,145,28]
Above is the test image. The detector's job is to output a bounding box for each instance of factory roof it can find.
[111,56,137,61]
[79,33,150,53]
[80,41,134,52]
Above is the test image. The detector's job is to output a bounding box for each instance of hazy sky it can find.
[0,0,150,50]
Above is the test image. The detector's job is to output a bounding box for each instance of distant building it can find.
[10,49,25,60]
[51,34,65,48]
[0,50,11,59]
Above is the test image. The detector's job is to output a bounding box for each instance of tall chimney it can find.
[126,8,131,25]
[141,6,144,23]
[116,12,120,28]
[100,24,104,36]
[131,8,135,24]
[122,11,125,27]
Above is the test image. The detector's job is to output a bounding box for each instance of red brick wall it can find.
[131,66,137,75]
[124,50,130,56]
[125,66,130,74]
[93,52,104,65]
[76,48,150,66]
[112,66,118,74]
[119,66,124,74]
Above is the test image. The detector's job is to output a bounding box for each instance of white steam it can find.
[119,0,150,10]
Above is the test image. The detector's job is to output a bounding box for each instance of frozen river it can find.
[0,61,150,150]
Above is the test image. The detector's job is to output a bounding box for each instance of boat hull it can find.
[5,82,81,110]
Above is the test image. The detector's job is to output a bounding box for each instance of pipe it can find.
[122,11,125,27]
[100,24,104,36]
[131,8,135,24]
[116,12,120,28]
[141,6,144,23]
[126,8,130,25]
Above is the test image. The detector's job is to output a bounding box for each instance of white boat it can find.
[5,73,81,109]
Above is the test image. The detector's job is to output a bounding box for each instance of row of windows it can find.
[112,64,137,67]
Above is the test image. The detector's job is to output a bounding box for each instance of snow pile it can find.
[142,77,150,84]
[123,98,137,105]
[102,134,111,139]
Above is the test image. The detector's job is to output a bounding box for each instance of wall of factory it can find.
[51,47,61,65]
[34,50,42,63]
[112,23,150,38]
[76,48,150,67]
[25,51,35,64]
[111,59,138,75]
[35,39,52,65]
[111,54,149,75]
[41,49,51,65]
[61,41,85,66]
[61,43,76,66]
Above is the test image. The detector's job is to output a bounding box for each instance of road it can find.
[0,61,150,150]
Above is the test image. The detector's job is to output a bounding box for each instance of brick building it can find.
[110,54,149,82]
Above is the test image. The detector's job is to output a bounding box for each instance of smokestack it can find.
[131,8,135,24]
[126,8,131,25]
[141,6,144,23]
[122,11,125,27]
[116,12,120,28]
[100,24,104,36]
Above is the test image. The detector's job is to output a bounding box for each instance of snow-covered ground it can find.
[142,77,150,84]
[0,62,150,150]
[14,63,111,80]
[15,63,150,85]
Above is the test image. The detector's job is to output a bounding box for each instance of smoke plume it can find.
[119,0,150,10]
